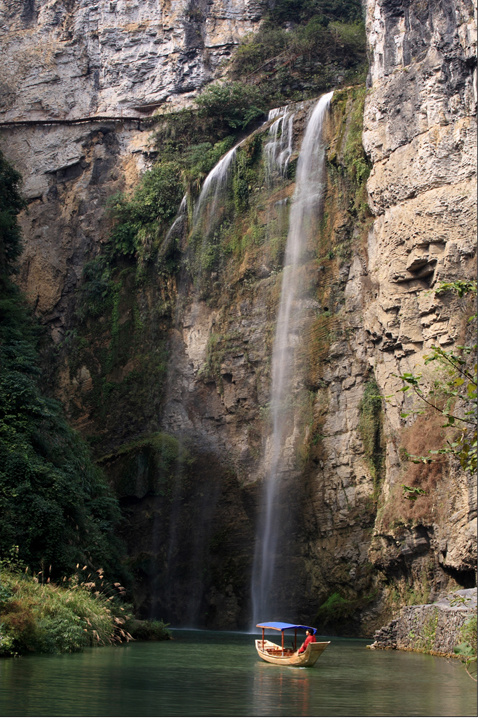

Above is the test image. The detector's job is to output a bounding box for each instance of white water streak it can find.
[162,194,187,248]
[264,106,295,183]
[192,144,239,235]
[252,91,333,623]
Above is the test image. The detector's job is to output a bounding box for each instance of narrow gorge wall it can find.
[362,0,477,623]
[0,0,476,632]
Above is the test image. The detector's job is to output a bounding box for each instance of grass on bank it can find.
[0,568,171,656]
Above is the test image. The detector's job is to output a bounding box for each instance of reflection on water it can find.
[253,666,314,716]
[0,631,476,717]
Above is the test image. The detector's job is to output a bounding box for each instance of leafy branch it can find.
[400,484,427,501]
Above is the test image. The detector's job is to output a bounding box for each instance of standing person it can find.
[298,628,316,654]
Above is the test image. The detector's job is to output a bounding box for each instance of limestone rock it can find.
[0,0,476,632]
[369,588,477,656]
[0,0,262,122]
[363,0,477,608]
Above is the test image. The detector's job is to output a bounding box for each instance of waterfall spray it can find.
[251,91,333,623]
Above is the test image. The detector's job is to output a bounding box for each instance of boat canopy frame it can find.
[256,622,317,633]
[256,621,317,653]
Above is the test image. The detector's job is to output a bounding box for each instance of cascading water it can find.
[163,194,187,248]
[155,95,331,626]
[153,144,242,627]
[264,106,295,183]
[192,143,239,238]
[251,91,333,623]
[193,105,295,241]
[192,106,293,239]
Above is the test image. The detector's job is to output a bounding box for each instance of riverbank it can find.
[0,569,170,656]
[368,588,477,660]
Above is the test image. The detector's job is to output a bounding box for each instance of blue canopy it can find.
[256,621,317,633]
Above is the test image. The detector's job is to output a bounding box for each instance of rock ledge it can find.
[369,589,477,657]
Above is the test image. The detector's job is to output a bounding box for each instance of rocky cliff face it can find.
[0,0,262,330]
[0,0,476,632]
[361,0,477,620]
[370,588,477,656]
[0,0,262,121]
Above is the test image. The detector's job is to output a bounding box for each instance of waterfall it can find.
[193,106,294,237]
[251,91,333,623]
[160,194,187,260]
[264,106,295,183]
[192,144,239,237]
[164,195,187,243]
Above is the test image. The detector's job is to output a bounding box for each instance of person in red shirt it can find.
[298,629,316,654]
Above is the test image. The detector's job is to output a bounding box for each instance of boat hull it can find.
[255,639,330,667]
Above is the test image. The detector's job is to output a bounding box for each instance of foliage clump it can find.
[398,281,477,474]
[0,152,25,279]
[314,586,376,633]
[77,161,184,322]
[194,82,266,133]
[327,86,372,217]
[0,566,171,657]
[454,615,478,681]
[267,0,363,25]
[229,1,366,106]
[0,283,126,580]
[107,162,184,262]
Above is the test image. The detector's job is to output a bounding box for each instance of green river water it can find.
[0,630,476,716]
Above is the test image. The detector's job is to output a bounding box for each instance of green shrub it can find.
[182,137,236,188]
[194,82,266,132]
[454,615,477,670]
[358,379,385,496]
[76,257,113,320]
[316,591,355,623]
[107,161,184,264]
[230,26,289,78]
[125,618,171,641]
[0,151,25,278]
[0,569,134,656]
[267,0,363,25]
[153,109,216,156]
[36,613,88,654]
[229,12,366,105]
[0,342,126,580]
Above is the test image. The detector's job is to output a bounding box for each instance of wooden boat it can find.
[255,622,330,667]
